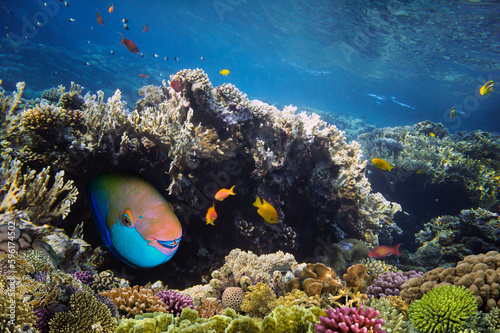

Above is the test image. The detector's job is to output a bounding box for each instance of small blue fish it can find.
[88,173,182,268]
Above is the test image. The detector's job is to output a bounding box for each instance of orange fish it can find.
[139,74,148,78]
[118,32,139,54]
[206,204,217,225]
[96,9,104,25]
[368,243,403,259]
[143,23,149,32]
[215,185,236,201]
[108,3,114,13]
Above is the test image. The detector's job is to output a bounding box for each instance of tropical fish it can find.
[450,107,456,119]
[480,81,494,96]
[64,2,68,7]
[118,32,139,54]
[174,57,179,61]
[416,169,425,174]
[143,23,149,32]
[368,244,403,259]
[201,56,205,61]
[206,204,217,225]
[253,197,278,224]
[139,74,148,78]
[96,9,104,25]
[67,18,76,22]
[429,133,435,137]
[152,54,159,58]
[215,186,236,201]
[164,56,169,61]
[123,24,129,30]
[88,173,182,268]
[122,18,128,23]
[372,158,394,171]
[220,69,230,76]
[170,81,182,92]
[108,3,114,13]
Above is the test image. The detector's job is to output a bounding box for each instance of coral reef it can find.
[343,264,371,293]
[221,286,246,312]
[48,291,117,333]
[364,297,409,333]
[410,208,500,268]
[357,121,500,212]
[100,285,168,318]
[241,282,276,318]
[367,270,423,298]
[408,285,477,333]
[400,251,500,311]
[315,305,385,333]
[156,289,195,316]
[0,294,37,333]
[285,262,342,297]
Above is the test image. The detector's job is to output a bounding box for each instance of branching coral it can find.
[156,289,195,316]
[100,285,168,318]
[48,291,117,333]
[315,305,385,333]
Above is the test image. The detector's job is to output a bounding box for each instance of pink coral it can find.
[315,305,386,333]
[156,289,195,316]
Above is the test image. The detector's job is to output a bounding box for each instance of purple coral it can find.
[367,270,423,298]
[33,271,48,282]
[156,289,195,316]
[72,270,94,286]
[34,308,54,333]
[315,305,386,333]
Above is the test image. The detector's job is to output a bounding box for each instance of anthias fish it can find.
[368,244,403,259]
[118,32,139,54]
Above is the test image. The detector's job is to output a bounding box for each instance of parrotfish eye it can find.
[121,209,134,227]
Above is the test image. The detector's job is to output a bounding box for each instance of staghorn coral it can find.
[411,208,500,268]
[100,285,168,318]
[48,291,117,333]
[408,285,477,333]
[315,305,385,333]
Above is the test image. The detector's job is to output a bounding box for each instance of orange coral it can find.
[100,285,168,318]
[196,298,224,318]
[343,264,371,293]
[288,263,342,296]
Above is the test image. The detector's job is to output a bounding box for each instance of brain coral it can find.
[408,285,477,333]
[221,287,246,312]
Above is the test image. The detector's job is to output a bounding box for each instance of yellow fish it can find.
[429,133,435,137]
[220,69,230,76]
[450,107,456,119]
[253,197,278,224]
[372,158,394,172]
[215,185,236,201]
[416,169,425,174]
[479,81,494,96]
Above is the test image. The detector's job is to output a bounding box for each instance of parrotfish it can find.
[253,197,278,224]
[368,243,403,259]
[215,185,236,201]
[88,173,182,268]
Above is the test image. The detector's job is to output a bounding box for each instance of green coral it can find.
[409,285,477,333]
[241,282,276,318]
[20,249,54,273]
[49,291,117,333]
[0,293,37,332]
[365,297,409,333]
[267,305,318,333]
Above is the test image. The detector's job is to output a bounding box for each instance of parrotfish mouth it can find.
[148,237,182,254]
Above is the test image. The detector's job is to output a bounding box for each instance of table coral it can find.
[408,285,477,333]
[48,291,117,333]
[315,305,385,333]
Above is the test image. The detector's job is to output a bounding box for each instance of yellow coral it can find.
[241,282,276,318]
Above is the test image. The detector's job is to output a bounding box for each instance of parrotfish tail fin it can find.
[229,185,236,195]
[393,243,403,255]
[253,197,261,208]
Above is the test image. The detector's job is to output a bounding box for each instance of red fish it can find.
[118,32,139,54]
[96,9,104,25]
[170,81,182,92]
[143,23,149,32]
[368,243,403,259]
[139,74,148,78]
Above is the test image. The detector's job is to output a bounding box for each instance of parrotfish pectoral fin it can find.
[88,191,113,249]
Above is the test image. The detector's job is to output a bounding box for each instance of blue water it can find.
[1,0,499,132]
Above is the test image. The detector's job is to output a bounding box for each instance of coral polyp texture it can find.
[315,305,386,333]
[408,285,477,333]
